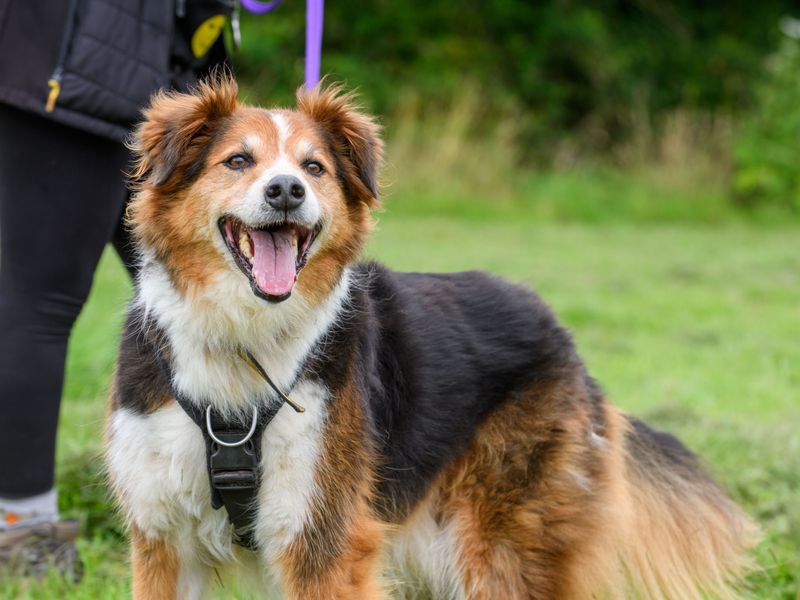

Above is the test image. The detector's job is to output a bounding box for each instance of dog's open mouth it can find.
[219,217,321,302]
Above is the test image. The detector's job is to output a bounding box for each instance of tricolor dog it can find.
[106,76,758,599]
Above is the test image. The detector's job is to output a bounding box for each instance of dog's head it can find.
[128,75,381,306]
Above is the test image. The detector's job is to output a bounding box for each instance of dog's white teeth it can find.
[291,230,299,251]
[239,229,254,261]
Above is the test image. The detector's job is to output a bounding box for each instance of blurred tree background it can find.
[234,0,800,219]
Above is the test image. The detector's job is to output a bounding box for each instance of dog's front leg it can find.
[276,503,386,600]
[131,526,212,600]
[131,526,180,600]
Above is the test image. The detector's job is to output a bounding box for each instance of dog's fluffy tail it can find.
[609,414,760,599]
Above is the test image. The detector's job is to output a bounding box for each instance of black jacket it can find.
[0,0,228,141]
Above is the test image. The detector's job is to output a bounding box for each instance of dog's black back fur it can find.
[308,262,587,519]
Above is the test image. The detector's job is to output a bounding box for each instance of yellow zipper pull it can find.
[45,78,61,113]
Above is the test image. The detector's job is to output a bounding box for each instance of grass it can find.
[3,184,798,597]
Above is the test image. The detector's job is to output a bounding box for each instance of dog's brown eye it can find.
[224,154,252,170]
[305,161,324,176]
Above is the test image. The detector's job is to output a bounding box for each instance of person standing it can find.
[0,0,231,577]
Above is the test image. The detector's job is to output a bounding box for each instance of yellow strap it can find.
[45,79,61,113]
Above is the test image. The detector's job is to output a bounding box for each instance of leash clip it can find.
[205,405,258,447]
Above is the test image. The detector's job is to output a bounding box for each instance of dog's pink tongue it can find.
[250,228,297,297]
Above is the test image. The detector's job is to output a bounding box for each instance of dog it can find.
[106,75,758,599]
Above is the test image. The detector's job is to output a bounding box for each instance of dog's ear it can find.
[297,83,383,208]
[130,75,238,188]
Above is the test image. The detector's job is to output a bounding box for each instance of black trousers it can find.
[0,104,136,497]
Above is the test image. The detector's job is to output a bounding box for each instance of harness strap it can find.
[174,396,281,549]
[154,351,287,550]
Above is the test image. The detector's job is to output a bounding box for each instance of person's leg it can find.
[0,104,131,516]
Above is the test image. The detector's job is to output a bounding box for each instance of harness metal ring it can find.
[205,405,259,448]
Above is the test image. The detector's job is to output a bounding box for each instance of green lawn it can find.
[4,212,798,598]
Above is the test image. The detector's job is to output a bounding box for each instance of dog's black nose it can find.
[265,175,305,211]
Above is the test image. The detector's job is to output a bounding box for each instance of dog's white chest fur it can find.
[134,259,350,413]
[108,381,328,569]
[107,260,348,593]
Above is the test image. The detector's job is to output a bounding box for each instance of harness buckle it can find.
[211,469,258,491]
[209,431,260,493]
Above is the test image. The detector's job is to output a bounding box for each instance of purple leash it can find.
[304,0,324,91]
[240,0,325,90]
[240,0,284,14]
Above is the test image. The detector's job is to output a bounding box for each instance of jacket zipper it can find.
[45,0,80,112]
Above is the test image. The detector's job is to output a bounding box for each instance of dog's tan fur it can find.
[437,392,758,599]
[277,375,386,599]
[130,526,180,600]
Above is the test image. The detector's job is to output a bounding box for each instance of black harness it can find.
[155,349,305,550]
